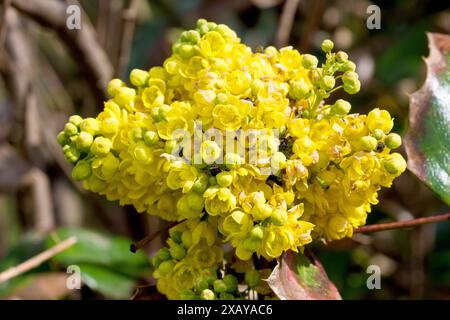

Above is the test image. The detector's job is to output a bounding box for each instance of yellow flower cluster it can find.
[58,19,406,299]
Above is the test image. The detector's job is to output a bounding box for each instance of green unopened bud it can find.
[309,69,322,84]
[134,143,152,163]
[132,127,144,141]
[193,173,209,193]
[151,255,161,268]
[180,290,197,300]
[336,51,348,62]
[330,99,351,116]
[360,136,378,151]
[196,278,209,291]
[372,129,385,140]
[157,248,171,261]
[384,133,402,149]
[201,289,215,300]
[343,80,361,94]
[187,192,204,211]
[196,18,208,29]
[130,69,149,87]
[219,292,234,300]
[242,237,261,252]
[321,75,336,91]
[223,275,238,293]
[64,122,78,137]
[91,137,112,155]
[171,230,182,243]
[249,225,264,240]
[181,231,192,248]
[143,130,159,146]
[289,79,309,100]
[213,280,227,293]
[169,243,186,260]
[383,153,406,175]
[69,115,83,127]
[71,160,92,181]
[216,171,233,187]
[186,30,201,43]
[158,260,175,276]
[302,54,318,69]
[57,131,68,146]
[151,107,164,122]
[208,176,217,186]
[76,131,94,150]
[63,145,80,163]
[271,208,288,225]
[245,270,261,288]
[80,118,99,135]
[321,39,334,52]
[107,78,125,97]
[251,203,272,221]
[179,44,196,58]
[341,60,356,72]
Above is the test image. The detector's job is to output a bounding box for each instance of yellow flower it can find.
[204,187,236,216]
[166,161,197,193]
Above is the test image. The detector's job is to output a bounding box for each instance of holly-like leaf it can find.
[405,33,450,205]
[267,250,341,300]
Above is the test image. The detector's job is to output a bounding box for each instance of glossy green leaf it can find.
[267,250,341,300]
[404,33,450,205]
[77,264,136,299]
[46,228,151,279]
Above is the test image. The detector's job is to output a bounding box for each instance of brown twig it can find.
[275,0,300,48]
[130,221,180,253]
[0,236,77,283]
[115,0,141,77]
[354,212,450,234]
[10,0,113,105]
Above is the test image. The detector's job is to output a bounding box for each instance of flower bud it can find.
[219,292,234,300]
[288,79,309,100]
[330,99,351,116]
[57,131,68,146]
[80,118,99,135]
[321,75,335,91]
[179,44,196,58]
[186,30,201,43]
[249,225,264,240]
[383,153,406,175]
[143,130,159,146]
[208,176,217,186]
[245,270,261,288]
[69,115,83,127]
[180,290,197,300]
[64,122,78,137]
[251,202,272,221]
[114,87,136,108]
[76,131,94,150]
[223,275,238,293]
[164,140,180,155]
[91,137,112,155]
[271,208,288,226]
[170,230,182,243]
[302,54,318,69]
[336,51,348,62]
[101,117,119,135]
[372,129,385,140]
[130,69,149,87]
[341,60,356,72]
[360,136,378,151]
[201,289,215,300]
[107,78,125,97]
[384,133,402,149]
[343,80,361,94]
[134,143,152,163]
[158,260,175,276]
[63,145,80,163]
[321,39,334,52]
[193,173,209,193]
[151,256,161,268]
[213,279,227,293]
[181,231,192,248]
[157,248,171,261]
[187,192,204,211]
[71,160,92,181]
[216,171,233,187]
[169,243,186,260]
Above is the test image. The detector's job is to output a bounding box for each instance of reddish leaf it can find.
[404,33,450,205]
[267,250,341,300]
